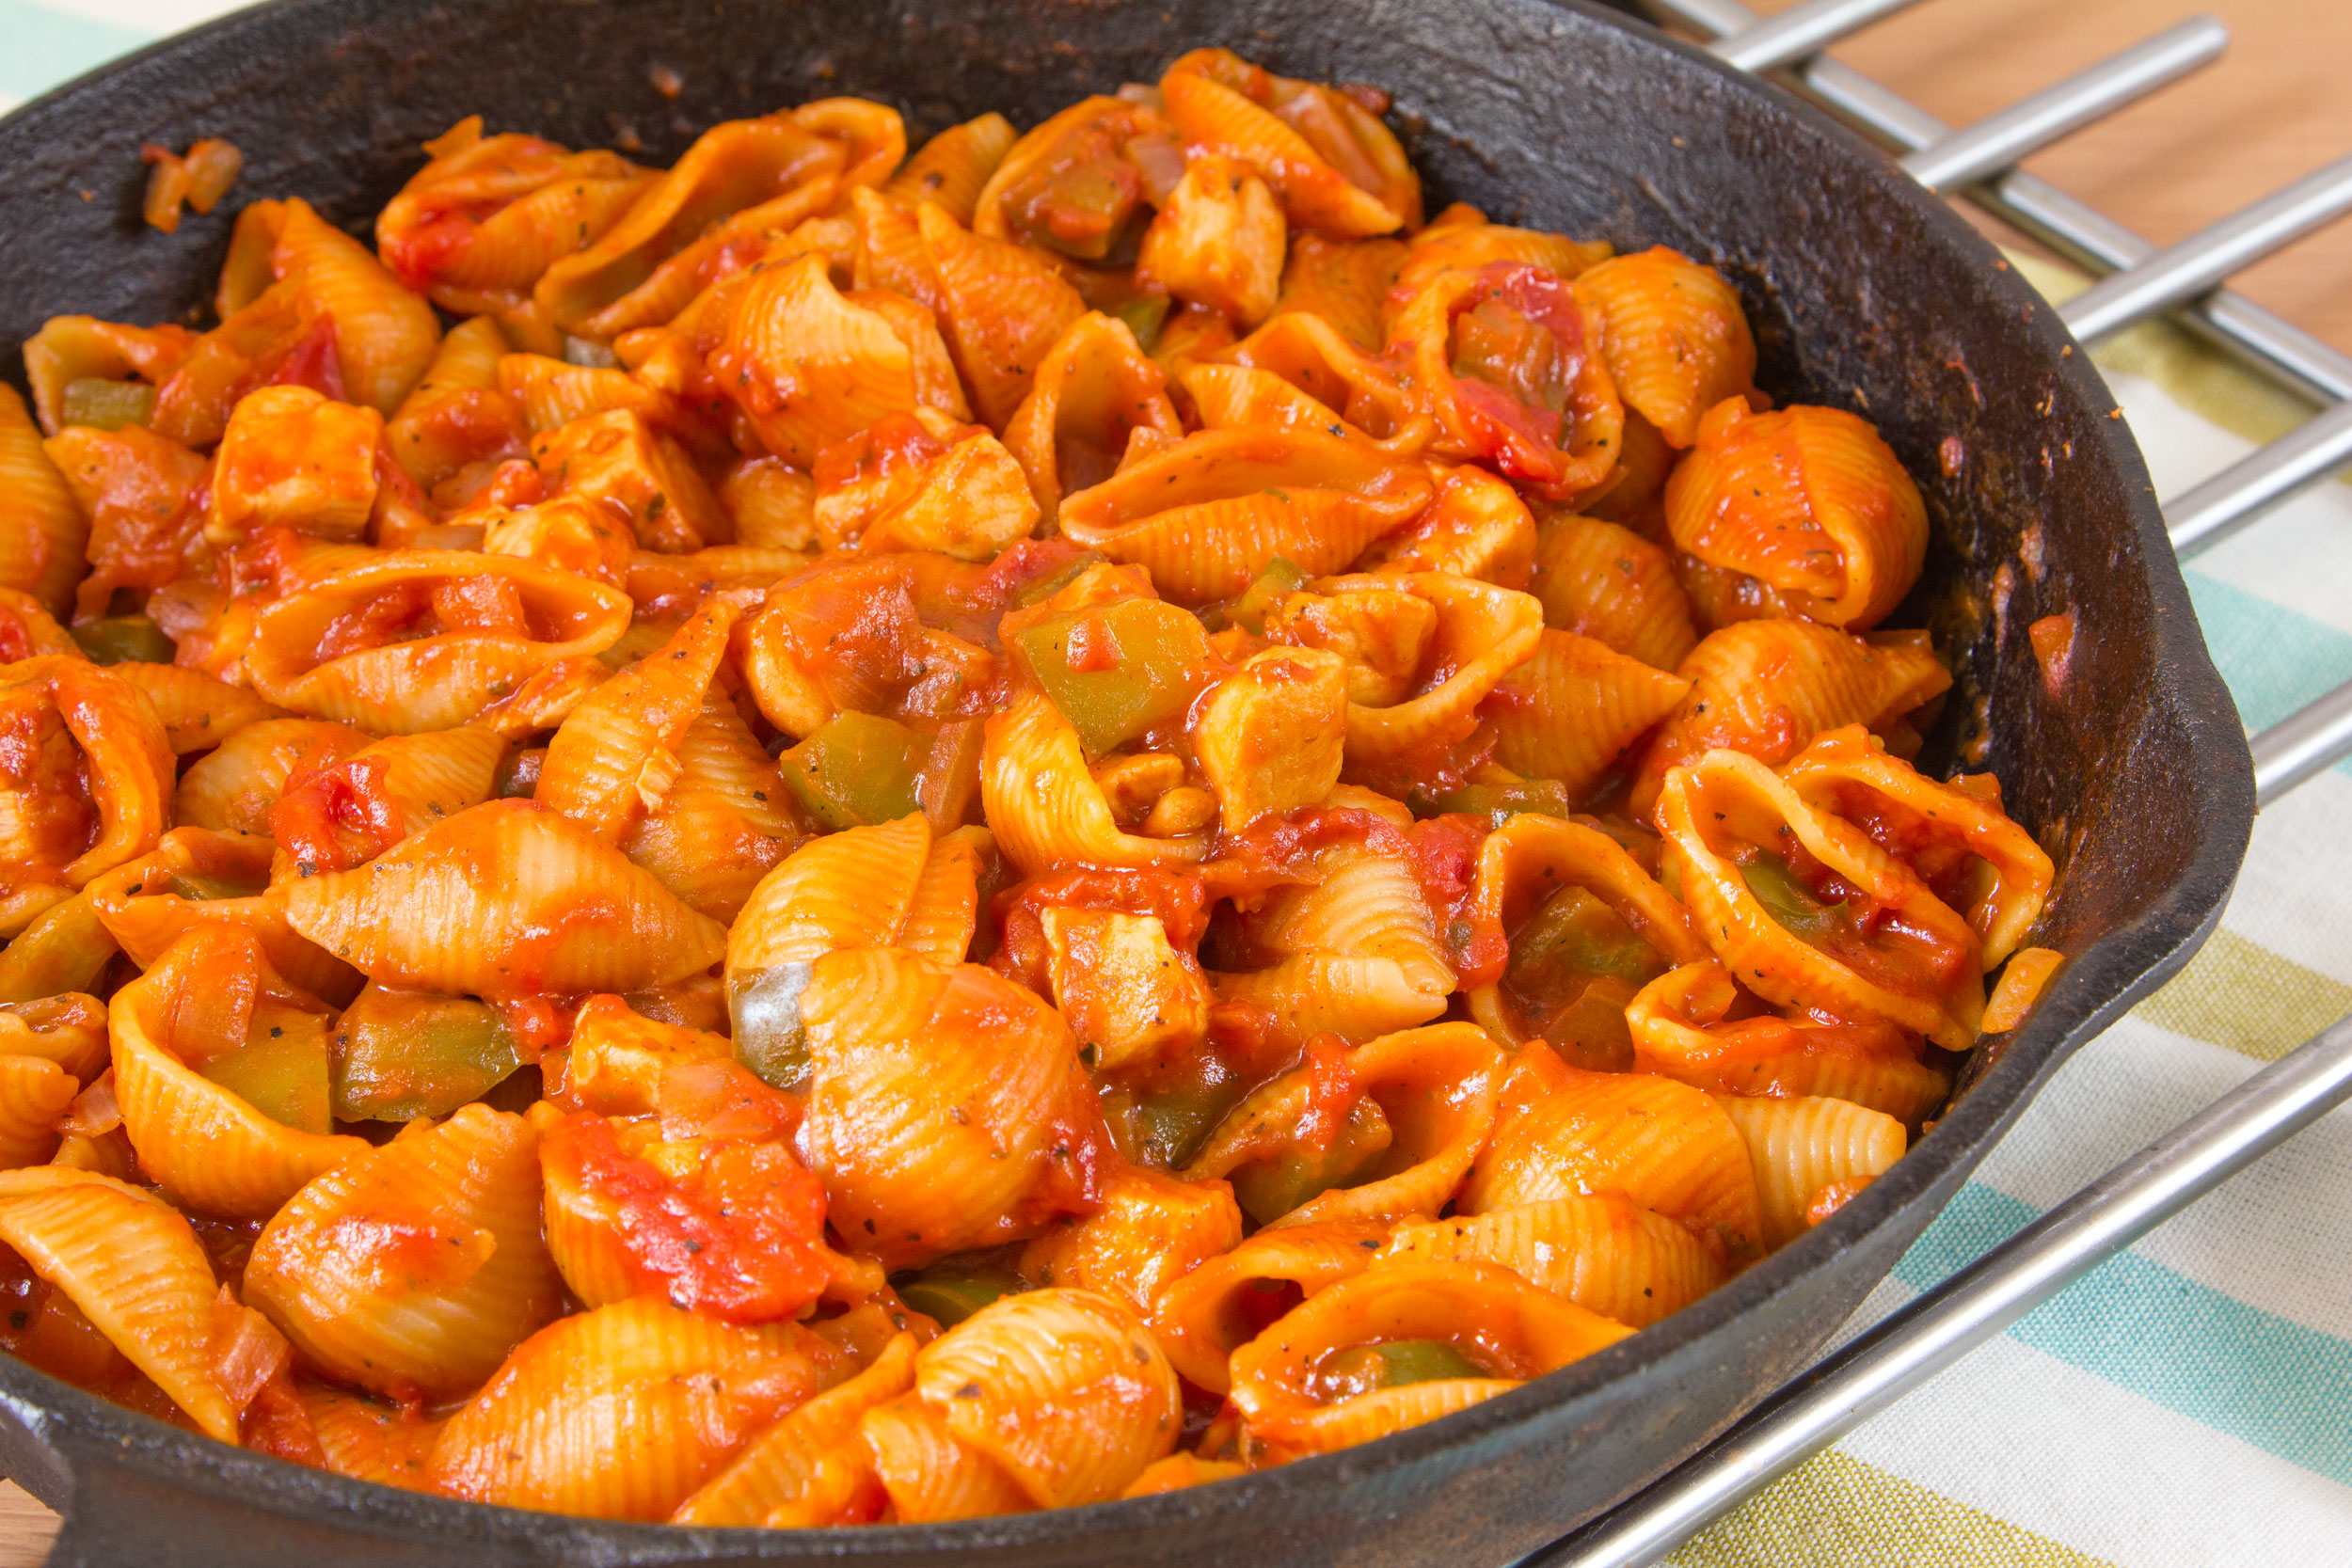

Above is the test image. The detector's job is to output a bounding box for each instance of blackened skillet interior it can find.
[0,1,2250,1564]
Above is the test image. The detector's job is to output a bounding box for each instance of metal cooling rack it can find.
[1517,2,2352,1561]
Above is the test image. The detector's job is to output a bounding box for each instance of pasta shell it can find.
[272,198,441,414]
[674,1332,917,1527]
[110,929,368,1217]
[1657,749,1985,1049]
[20,312,193,436]
[915,203,1089,429]
[1461,812,1708,1049]
[1530,512,1698,671]
[495,351,669,436]
[1633,619,1952,816]
[1227,1259,1628,1460]
[106,663,279,756]
[1269,233,1406,350]
[533,114,855,332]
[0,386,87,617]
[1482,628,1692,798]
[1573,246,1756,447]
[1185,1023,1500,1230]
[914,1288,1179,1507]
[1663,399,1928,630]
[982,691,1210,874]
[796,947,1105,1269]
[375,119,652,310]
[970,93,1170,255]
[1002,312,1183,526]
[427,1296,850,1520]
[1464,1058,1765,1259]
[1392,202,1611,308]
[1218,309,1418,442]
[1159,50,1420,237]
[535,591,753,840]
[1626,960,1950,1124]
[1716,1092,1906,1248]
[1016,1162,1242,1317]
[0,1167,235,1441]
[244,548,630,733]
[0,992,108,1081]
[1149,1220,1388,1393]
[1208,841,1454,1044]
[621,690,802,924]
[859,1396,1031,1523]
[1352,463,1537,587]
[301,1382,441,1491]
[884,113,1017,224]
[87,827,359,1004]
[1380,1195,1725,1328]
[244,1103,562,1397]
[0,1054,74,1168]
[1781,723,2054,967]
[0,657,174,894]
[710,253,950,466]
[385,317,526,490]
[1311,572,1542,780]
[280,799,728,999]
[576,175,845,342]
[1057,426,1433,605]
[1386,261,1623,502]
[0,589,78,661]
[43,422,211,622]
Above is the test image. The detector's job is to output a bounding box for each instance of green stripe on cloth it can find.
[2182,568,2352,740]
[2133,927,2352,1062]
[0,0,151,102]
[1896,1186,2352,1484]
[1666,1448,2116,1568]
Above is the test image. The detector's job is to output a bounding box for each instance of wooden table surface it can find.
[0,1,2344,1563]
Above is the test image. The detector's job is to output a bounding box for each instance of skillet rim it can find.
[0,0,2254,1557]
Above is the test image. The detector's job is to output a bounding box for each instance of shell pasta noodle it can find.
[0,43,2071,1528]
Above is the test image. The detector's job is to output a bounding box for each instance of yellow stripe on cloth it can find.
[2132,927,2352,1063]
[1667,1448,2116,1568]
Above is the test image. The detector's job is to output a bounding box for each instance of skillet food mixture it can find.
[0,49,2064,1524]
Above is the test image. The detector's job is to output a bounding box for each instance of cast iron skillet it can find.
[0,0,2252,1562]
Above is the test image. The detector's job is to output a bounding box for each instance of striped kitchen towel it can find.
[0,4,2345,1564]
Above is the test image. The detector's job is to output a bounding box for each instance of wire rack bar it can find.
[2059,153,2352,344]
[1896,20,2227,194]
[2168,397,2352,555]
[1528,1011,2352,1568]
[1705,0,1925,72]
[1497,7,2352,1562]
[1643,0,2352,405]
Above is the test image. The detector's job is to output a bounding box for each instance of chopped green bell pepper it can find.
[0,895,117,1004]
[1311,1338,1488,1402]
[1740,853,1846,943]
[331,984,522,1123]
[1213,556,1308,636]
[778,712,928,831]
[59,379,155,432]
[895,1262,1024,1328]
[1230,1096,1393,1227]
[1010,597,1209,757]
[728,960,815,1093]
[205,1005,334,1134]
[68,615,174,666]
[1422,778,1573,828]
